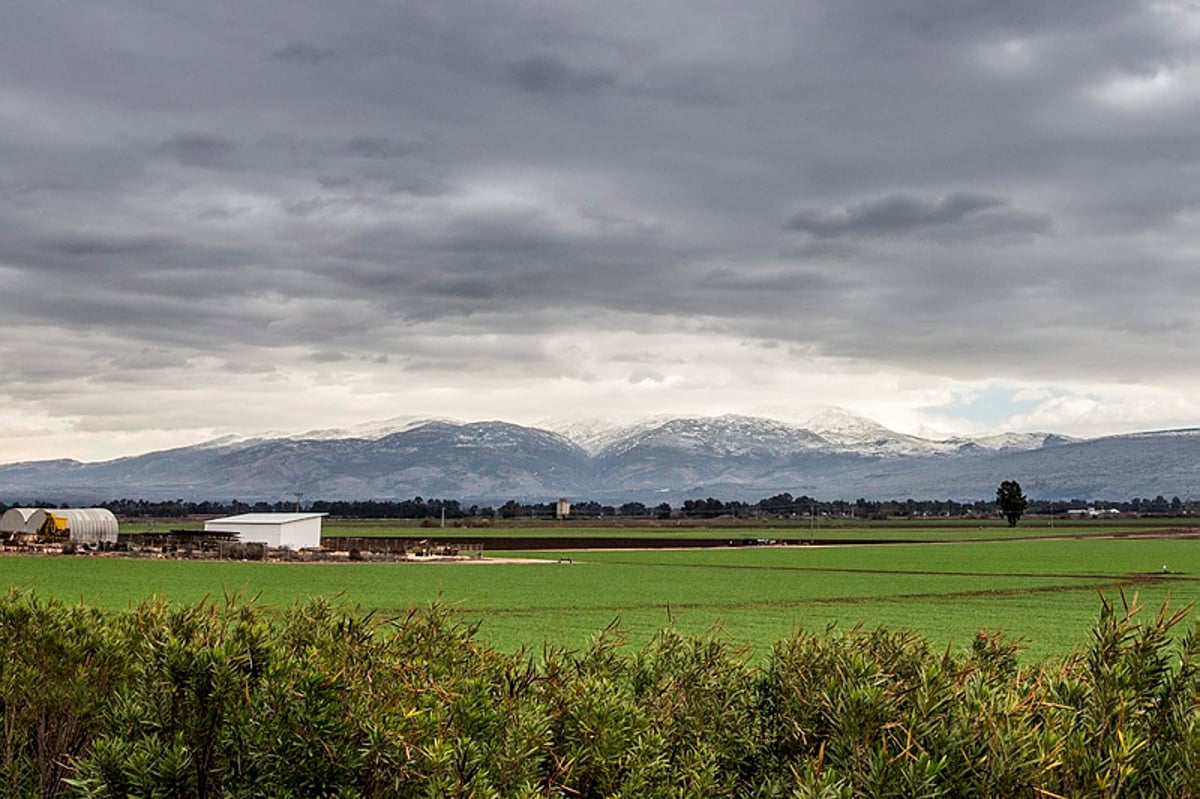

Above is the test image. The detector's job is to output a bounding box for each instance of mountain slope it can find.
[0,415,1193,503]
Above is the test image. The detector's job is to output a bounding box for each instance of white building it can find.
[22,508,119,545]
[0,508,40,535]
[203,512,327,549]
[1067,508,1121,518]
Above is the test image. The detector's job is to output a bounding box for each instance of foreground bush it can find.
[0,590,1194,797]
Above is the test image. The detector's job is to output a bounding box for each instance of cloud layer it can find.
[2,1,1200,461]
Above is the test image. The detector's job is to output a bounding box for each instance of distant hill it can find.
[0,412,1195,504]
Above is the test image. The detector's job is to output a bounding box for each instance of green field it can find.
[122,515,1200,541]
[4,531,1197,661]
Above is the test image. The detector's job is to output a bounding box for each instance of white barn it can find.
[203,513,326,549]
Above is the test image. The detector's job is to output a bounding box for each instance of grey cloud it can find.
[270,41,336,64]
[25,232,253,285]
[779,240,863,261]
[384,176,451,197]
[627,73,739,107]
[701,268,842,295]
[2,0,1200,423]
[825,0,1136,43]
[280,194,382,217]
[51,236,178,257]
[784,193,1049,240]
[437,215,575,255]
[109,350,190,371]
[507,55,617,94]
[311,350,348,363]
[159,134,239,169]
[627,368,665,384]
[196,206,247,221]
[221,360,278,375]
[340,136,421,160]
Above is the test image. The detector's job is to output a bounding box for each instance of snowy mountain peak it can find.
[292,416,459,441]
[801,408,965,457]
[595,414,829,459]
[970,431,1076,451]
[540,415,675,454]
[804,407,897,440]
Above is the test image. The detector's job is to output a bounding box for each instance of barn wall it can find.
[204,522,283,547]
[201,518,322,549]
[279,517,321,549]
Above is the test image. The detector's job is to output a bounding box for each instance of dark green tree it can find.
[996,480,1028,527]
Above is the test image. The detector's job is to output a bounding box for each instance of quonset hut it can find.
[26,508,119,545]
[0,508,40,536]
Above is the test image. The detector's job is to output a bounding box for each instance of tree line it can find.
[0,491,1192,521]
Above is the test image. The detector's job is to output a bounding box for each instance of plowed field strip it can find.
[554,557,1146,581]
[456,575,1171,616]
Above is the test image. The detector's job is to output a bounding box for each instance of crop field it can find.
[121,515,1200,541]
[3,529,1197,661]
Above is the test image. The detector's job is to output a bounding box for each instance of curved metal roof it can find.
[28,508,119,543]
[0,507,40,533]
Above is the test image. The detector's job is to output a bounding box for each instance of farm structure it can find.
[0,508,39,536]
[1,507,119,545]
[1,506,119,544]
[204,512,327,549]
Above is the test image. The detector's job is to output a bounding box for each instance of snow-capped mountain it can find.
[540,415,675,455]
[958,432,1076,452]
[289,416,458,441]
[803,407,954,456]
[597,415,829,459]
[0,413,1192,503]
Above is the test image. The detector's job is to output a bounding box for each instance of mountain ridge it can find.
[0,411,1193,504]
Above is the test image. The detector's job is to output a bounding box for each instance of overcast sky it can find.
[3,1,1200,462]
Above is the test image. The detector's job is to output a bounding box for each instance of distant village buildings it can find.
[1066,507,1121,518]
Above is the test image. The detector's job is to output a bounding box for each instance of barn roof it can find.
[206,513,327,525]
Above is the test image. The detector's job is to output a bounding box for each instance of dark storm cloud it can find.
[2,0,1200,402]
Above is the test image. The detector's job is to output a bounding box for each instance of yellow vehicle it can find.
[37,512,70,540]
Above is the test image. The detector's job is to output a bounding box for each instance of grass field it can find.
[4,529,1197,661]
[121,515,1200,541]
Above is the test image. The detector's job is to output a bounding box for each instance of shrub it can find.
[0,590,1191,796]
